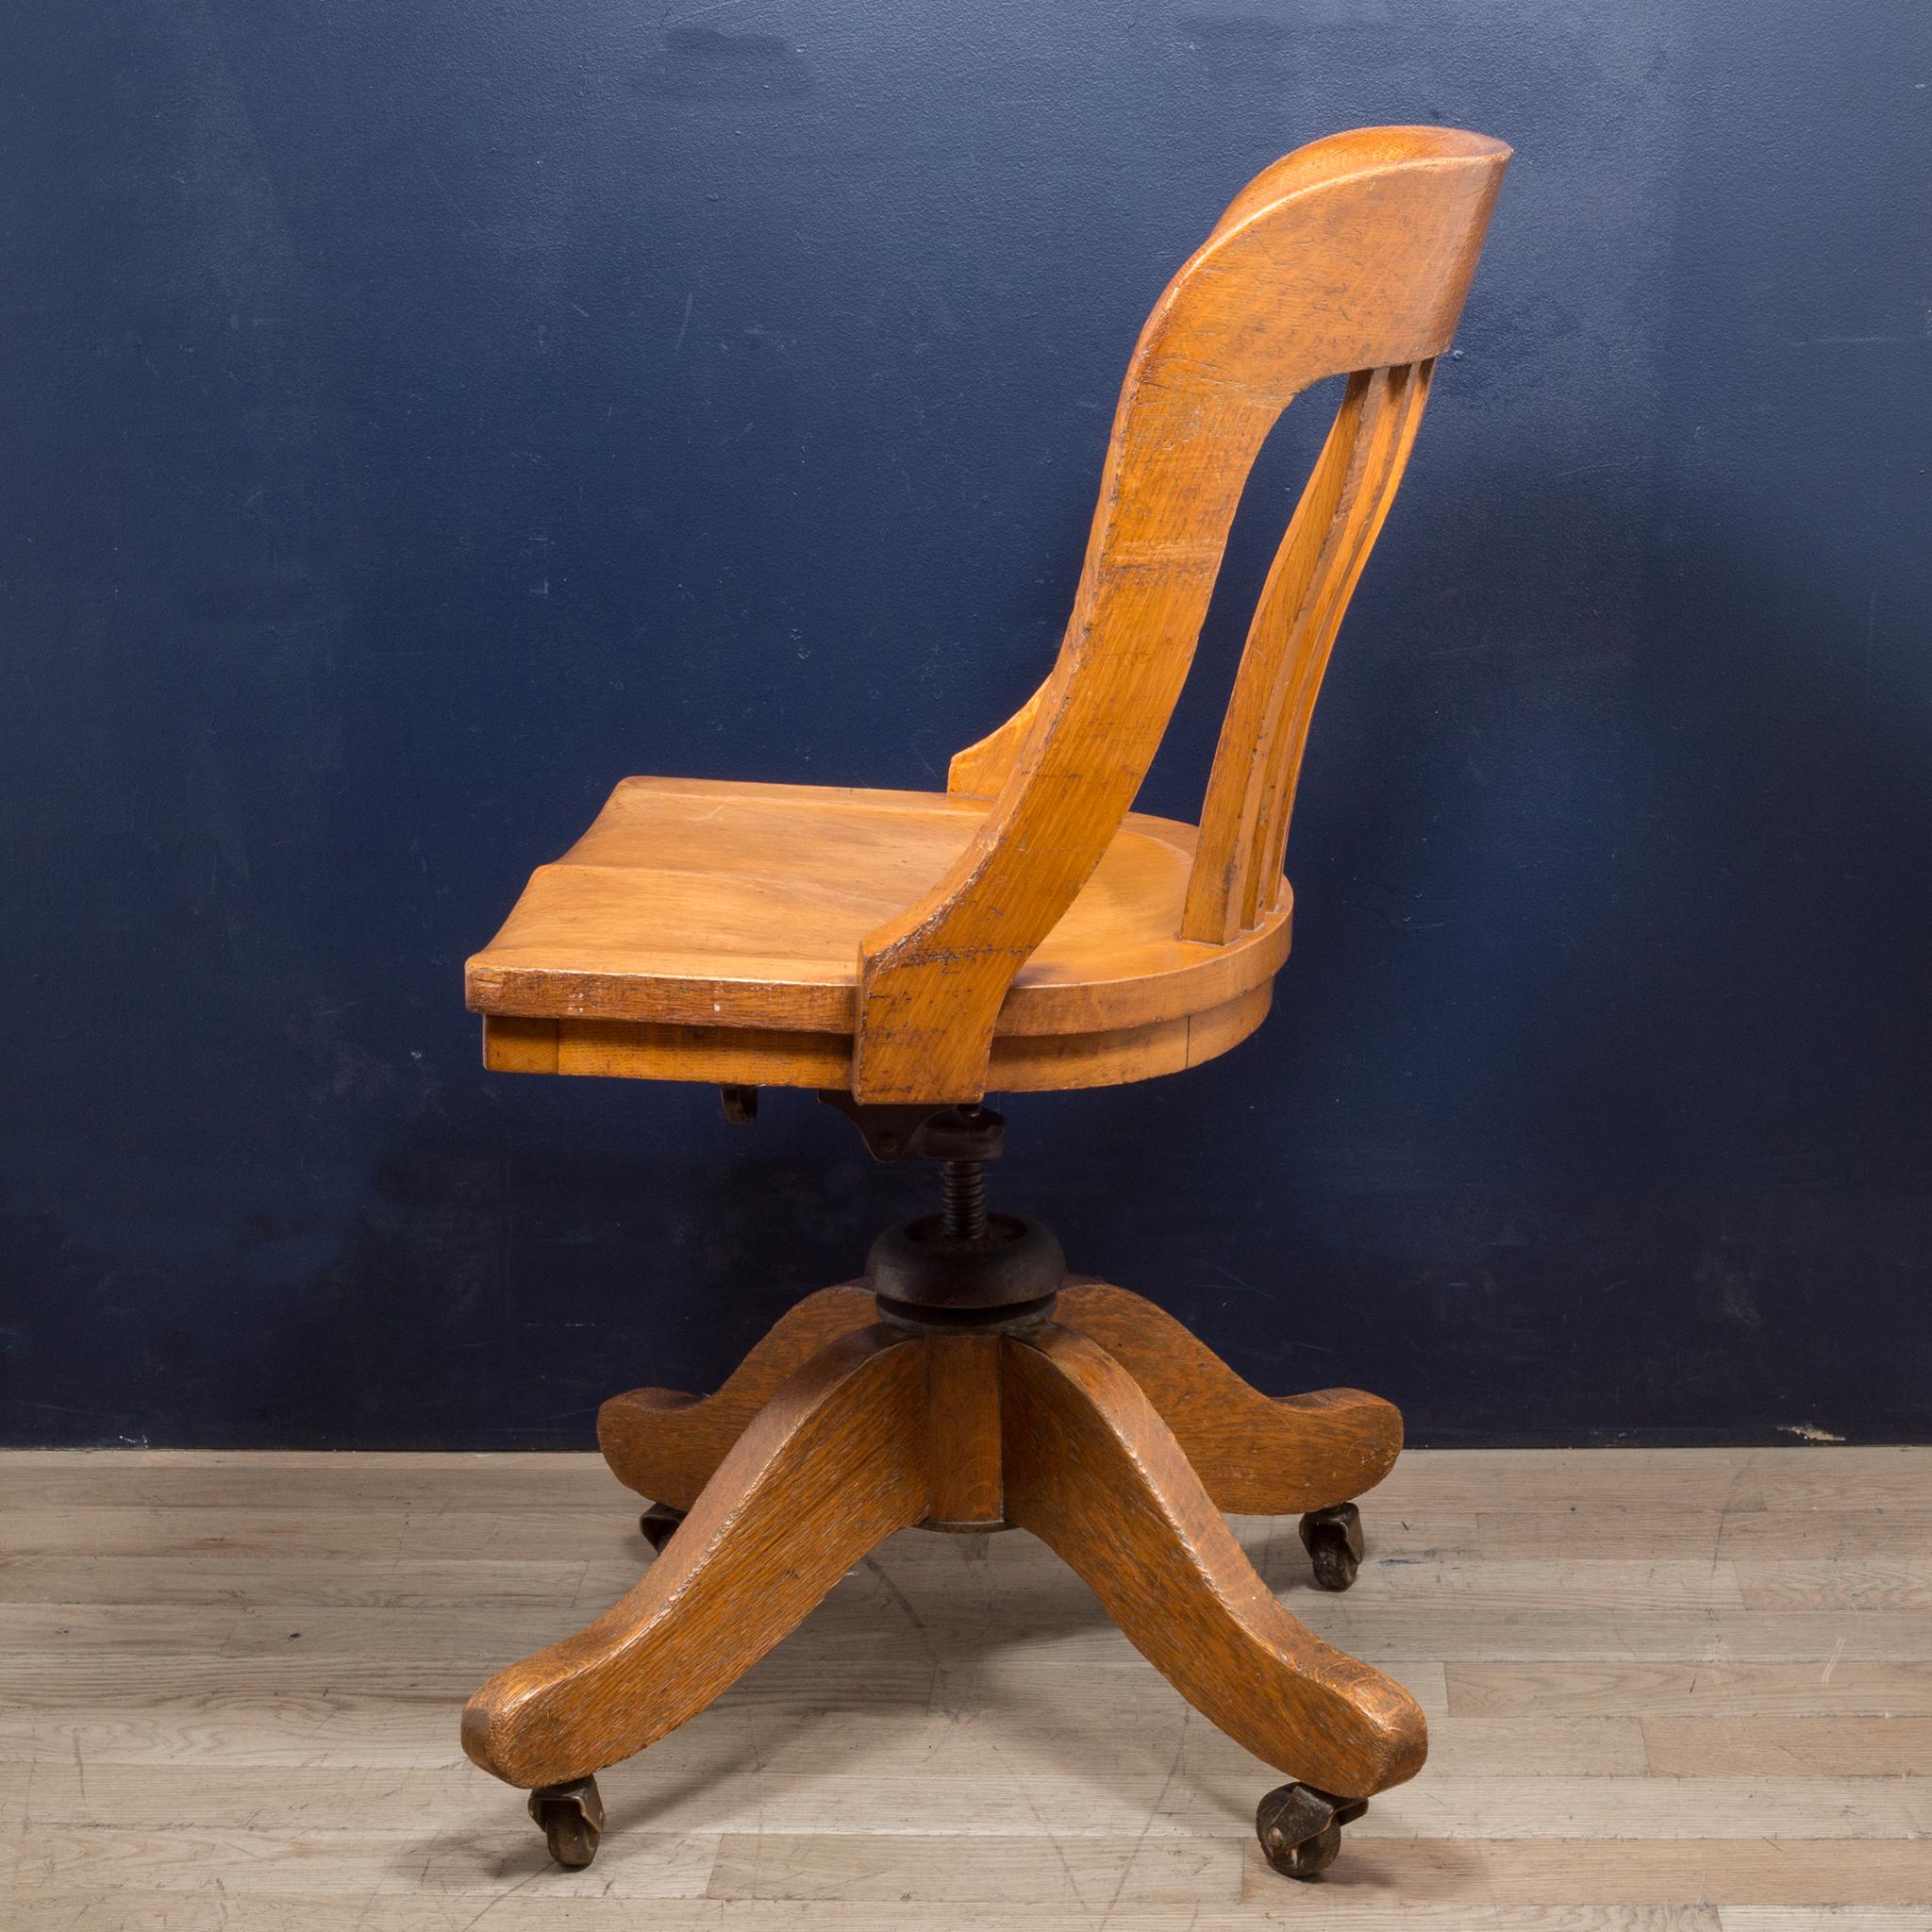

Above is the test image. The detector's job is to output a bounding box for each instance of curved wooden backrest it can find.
[855,126,1509,1103]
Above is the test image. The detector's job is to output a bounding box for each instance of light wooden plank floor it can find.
[2,1445,1927,1929]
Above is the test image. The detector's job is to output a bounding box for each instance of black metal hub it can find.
[814,1093,1067,1332]
[817,1091,1009,1166]
[869,1211,1065,1332]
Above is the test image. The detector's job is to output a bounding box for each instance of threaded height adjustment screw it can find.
[941,1159,988,1241]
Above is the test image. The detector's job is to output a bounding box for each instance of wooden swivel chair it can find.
[462,125,1509,1880]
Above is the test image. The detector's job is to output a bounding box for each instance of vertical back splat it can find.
[1184,358,1436,943]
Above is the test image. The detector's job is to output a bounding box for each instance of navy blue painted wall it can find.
[4,1,1929,1448]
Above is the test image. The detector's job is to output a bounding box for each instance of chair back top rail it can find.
[854,125,1510,1102]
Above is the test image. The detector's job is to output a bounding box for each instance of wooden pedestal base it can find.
[461,1279,1426,1849]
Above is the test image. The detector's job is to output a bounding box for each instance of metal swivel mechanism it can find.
[820,1095,1066,1334]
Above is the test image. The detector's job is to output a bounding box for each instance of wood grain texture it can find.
[462,1325,928,1787]
[596,1283,875,1507]
[1184,358,1435,941]
[4,1445,1927,1924]
[5,1441,1914,1510]
[1642,1715,1932,1778]
[596,1274,1392,1519]
[483,1288,1422,1802]
[463,126,1507,1104]
[1000,1324,1428,1799]
[856,126,1508,1099]
[924,1333,1005,1528]
[482,978,1275,1095]
[1057,1280,1403,1511]
[467,781,1288,1045]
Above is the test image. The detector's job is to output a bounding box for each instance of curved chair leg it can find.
[465,1324,928,1790]
[597,1283,877,1509]
[1056,1281,1402,1514]
[1001,1324,1426,1800]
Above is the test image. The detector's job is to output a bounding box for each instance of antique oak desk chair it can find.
[462,125,1508,1880]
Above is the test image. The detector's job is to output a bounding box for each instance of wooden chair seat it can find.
[468,126,1509,1107]
[467,774,1291,1092]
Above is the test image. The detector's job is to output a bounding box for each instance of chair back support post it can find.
[853,126,1509,1104]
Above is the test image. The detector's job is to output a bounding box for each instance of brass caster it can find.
[1298,1502,1363,1591]
[528,1774,604,1869]
[639,1503,686,1555]
[1255,1782,1367,1879]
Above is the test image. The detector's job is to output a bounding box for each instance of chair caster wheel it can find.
[528,1775,604,1870]
[1299,1501,1363,1591]
[639,1503,686,1554]
[1255,1782,1367,1879]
